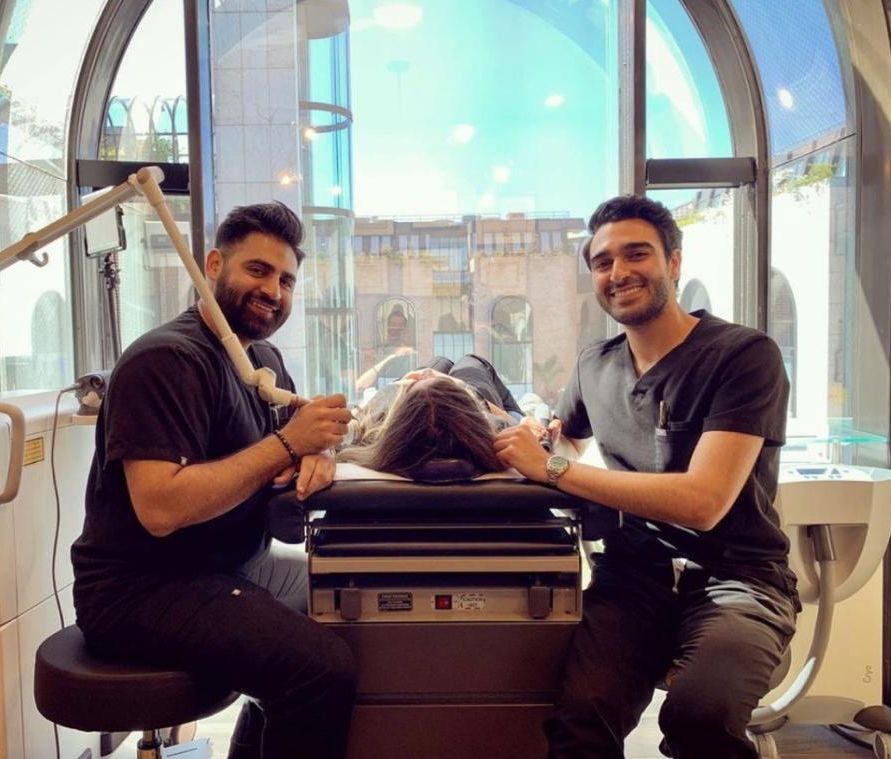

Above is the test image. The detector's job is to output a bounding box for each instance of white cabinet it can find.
[0,395,97,759]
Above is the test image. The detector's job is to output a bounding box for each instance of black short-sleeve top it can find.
[557,311,797,599]
[72,307,294,616]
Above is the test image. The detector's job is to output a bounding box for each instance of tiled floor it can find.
[112,689,875,757]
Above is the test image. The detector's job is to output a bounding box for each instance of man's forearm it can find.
[125,434,292,537]
[554,463,717,530]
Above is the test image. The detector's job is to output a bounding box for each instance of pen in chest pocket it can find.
[658,400,669,430]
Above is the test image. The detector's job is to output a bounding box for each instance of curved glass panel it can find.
[101,0,188,163]
[769,137,878,462]
[114,194,195,349]
[95,0,193,352]
[646,0,732,158]
[731,0,851,160]
[210,0,619,407]
[0,0,103,391]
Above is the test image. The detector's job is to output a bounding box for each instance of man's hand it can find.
[295,450,336,501]
[494,424,551,483]
[519,415,548,441]
[272,464,297,488]
[280,394,351,455]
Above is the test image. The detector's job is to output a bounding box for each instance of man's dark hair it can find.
[215,202,306,264]
[581,195,682,271]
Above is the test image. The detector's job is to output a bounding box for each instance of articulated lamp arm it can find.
[0,166,302,504]
[132,168,300,409]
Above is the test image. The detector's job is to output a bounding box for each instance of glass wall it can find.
[99,0,194,352]
[0,0,103,391]
[647,188,738,324]
[4,0,869,461]
[729,0,867,462]
[646,0,732,159]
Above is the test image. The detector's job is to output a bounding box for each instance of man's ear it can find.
[669,248,682,289]
[205,248,223,281]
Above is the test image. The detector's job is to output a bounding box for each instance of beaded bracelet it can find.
[273,429,301,466]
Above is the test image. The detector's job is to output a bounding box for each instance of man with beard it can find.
[72,202,356,759]
[494,195,798,759]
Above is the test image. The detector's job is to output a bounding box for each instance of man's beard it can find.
[596,275,671,326]
[214,279,289,341]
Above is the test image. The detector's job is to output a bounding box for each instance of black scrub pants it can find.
[425,353,524,416]
[77,543,356,759]
[544,559,797,759]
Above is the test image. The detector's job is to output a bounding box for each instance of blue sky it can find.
[347,0,732,219]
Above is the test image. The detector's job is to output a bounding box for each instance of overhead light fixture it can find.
[777,87,795,109]
[278,172,301,186]
[373,3,423,29]
[492,166,511,184]
[448,124,475,145]
[303,127,319,141]
[544,93,565,108]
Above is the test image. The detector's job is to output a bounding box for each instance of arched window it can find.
[491,296,533,397]
[578,294,610,351]
[769,269,797,416]
[679,279,713,313]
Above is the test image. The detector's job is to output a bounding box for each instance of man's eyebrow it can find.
[590,240,657,261]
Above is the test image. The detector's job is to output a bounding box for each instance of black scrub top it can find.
[558,311,797,601]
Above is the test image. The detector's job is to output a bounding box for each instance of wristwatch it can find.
[545,455,570,485]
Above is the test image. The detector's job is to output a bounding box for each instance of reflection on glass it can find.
[101,0,188,163]
[0,168,74,391]
[646,0,731,158]
[116,195,195,352]
[769,139,865,460]
[731,0,850,159]
[0,0,103,391]
[204,0,740,409]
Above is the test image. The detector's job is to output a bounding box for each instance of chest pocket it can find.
[654,421,701,472]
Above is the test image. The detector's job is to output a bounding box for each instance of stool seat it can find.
[35,626,239,732]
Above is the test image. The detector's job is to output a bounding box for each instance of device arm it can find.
[0,173,153,273]
[749,524,837,726]
[0,402,25,504]
[133,168,299,408]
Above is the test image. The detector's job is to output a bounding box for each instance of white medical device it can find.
[0,166,302,504]
[749,464,891,758]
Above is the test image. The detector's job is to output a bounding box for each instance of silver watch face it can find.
[546,455,570,482]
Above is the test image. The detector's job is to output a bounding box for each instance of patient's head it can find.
[338,376,503,479]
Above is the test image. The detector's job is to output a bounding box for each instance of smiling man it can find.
[72,202,356,759]
[494,195,799,759]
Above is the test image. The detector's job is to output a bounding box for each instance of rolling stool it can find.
[34,625,239,758]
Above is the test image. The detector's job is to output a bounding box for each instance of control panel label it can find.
[378,592,413,611]
[23,436,44,466]
[453,592,486,610]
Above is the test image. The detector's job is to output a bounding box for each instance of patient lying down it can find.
[337,355,542,479]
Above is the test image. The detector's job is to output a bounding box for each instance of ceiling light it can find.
[777,88,794,109]
[449,124,475,145]
[373,3,423,29]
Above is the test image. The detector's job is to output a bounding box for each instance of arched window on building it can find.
[370,298,417,387]
[491,296,533,397]
[578,294,610,351]
[679,278,713,313]
[769,269,798,416]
